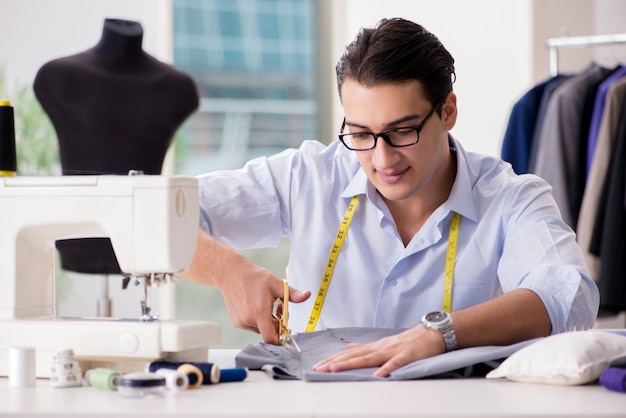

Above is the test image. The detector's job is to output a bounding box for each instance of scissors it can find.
[273,279,301,353]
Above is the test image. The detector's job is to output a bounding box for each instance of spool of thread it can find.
[218,367,248,383]
[600,367,626,393]
[8,346,36,388]
[85,368,121,391]
[118,372,166,398]
[175,364,203,389]
[0,100,17,176]
[148,361,220,384]
[155,368,189,391]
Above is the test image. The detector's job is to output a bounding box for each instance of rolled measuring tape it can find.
[600,367,626,393]
[50,349,82,388]
[85,368,121,391]
[155,368,189,391]
[148,361,220,385]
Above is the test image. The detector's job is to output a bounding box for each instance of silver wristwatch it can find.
[421,311,457,352]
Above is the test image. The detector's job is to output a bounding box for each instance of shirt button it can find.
[388,279,397,287]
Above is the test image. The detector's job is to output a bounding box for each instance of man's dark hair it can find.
[336,18,456,112]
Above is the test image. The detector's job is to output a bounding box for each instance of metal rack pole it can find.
[546,33,626,76]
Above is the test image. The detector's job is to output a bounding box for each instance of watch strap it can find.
[422,311,457,352]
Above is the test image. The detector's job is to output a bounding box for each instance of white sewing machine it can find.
[0,174,221,377]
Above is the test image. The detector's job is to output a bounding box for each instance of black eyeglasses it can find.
[338,104,439,151]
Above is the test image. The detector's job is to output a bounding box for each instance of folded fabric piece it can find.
[235,327,539,381]
[600,367,626,393]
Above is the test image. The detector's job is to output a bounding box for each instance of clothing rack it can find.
[546,33,626,76]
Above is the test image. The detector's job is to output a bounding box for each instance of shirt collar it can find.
[444,135,478,223]
[340,135,479,223]
[341,168,368,199]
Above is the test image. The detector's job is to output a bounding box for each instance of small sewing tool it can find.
[273,279,301,353]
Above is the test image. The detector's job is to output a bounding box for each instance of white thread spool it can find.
[9,346,36,388]
[155,368,189,391]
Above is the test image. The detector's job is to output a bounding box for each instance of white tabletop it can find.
[2,349,626,417]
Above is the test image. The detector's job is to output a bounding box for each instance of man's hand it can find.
[313,289,552,377]
[181,228,310,344]
[313,325,445,377]
[219,261,310,344]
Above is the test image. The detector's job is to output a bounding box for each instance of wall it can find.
[592,0,626,65]
[0,0,171,86]
[531,0,594,80]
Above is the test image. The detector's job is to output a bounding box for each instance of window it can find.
[172,0,317,174]
[172,0,317,347]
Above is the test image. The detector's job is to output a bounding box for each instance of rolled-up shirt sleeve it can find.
[498,176,599,333]
[520,265,599,333]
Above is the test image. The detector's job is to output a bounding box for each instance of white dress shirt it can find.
[197,137,599,334]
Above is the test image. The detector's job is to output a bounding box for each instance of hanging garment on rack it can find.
[532,64,614,229]
[586,66,626,178]
[527,76,572,173]
[501,75,567,174]
[577,77,626,282]
[588,99,626,311]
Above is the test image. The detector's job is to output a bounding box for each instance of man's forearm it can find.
[451,289,552,349]
[180,228,249,288]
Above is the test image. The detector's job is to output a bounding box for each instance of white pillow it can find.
[486,330,626,385]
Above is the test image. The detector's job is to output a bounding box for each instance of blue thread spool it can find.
[600,367,626,393]
[218,367,248,383]
[148,361,220,384]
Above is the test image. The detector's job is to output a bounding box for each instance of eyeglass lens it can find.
[339,104,438,151]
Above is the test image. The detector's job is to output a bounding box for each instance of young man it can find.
[182,18,599,377]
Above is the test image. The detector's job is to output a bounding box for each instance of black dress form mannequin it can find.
[34,18,199,274]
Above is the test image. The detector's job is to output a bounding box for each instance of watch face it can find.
[425,311,447,323]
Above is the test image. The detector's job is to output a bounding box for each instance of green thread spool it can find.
[85,368,121,391]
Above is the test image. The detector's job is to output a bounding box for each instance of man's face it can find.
[340,79,457,204]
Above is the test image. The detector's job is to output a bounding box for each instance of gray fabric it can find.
[527,75,571,173]
[532,64,613,228]
[235,327,540,381]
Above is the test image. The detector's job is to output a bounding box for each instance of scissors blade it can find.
[274,279,300,352]
[284,333,301,353]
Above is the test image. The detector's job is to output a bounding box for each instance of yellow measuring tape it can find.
[442,211,460,312]
[305,195,360,332]
[305,196,460,332]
